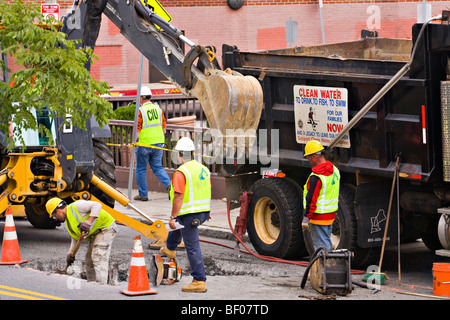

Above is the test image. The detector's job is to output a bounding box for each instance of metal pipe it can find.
[90,174,154,223]
[128,53,144,200]
[126,202,154,224]
[328,63,410,149]
[318,0,325,44]
[328,15,442,150]
[179,35,196,48]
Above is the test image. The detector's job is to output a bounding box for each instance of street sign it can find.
[41,4,60,21]
[140,0,172,23]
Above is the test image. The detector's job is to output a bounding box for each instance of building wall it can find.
[7,1,450,86]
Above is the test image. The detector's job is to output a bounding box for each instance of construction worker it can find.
[134,86,171,201]
[302,140,340,252]
[160,137,211,293]
[46,198,118,284]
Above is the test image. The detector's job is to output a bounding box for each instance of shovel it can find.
[56,234,85,275]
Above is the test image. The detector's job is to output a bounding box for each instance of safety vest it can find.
[170,160,211,216]
[139,102,165,145]
[303,165,340,214]
[65,203,115,241]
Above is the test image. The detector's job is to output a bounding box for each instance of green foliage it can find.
[0,0,113,150]
[111,104,136,121]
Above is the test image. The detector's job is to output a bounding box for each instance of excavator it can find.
[0,0,263,246]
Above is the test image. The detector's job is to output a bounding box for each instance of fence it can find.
[107,94,206,122]
[104,95,226,198]
[104,95,217,174]
[107,120,219,173]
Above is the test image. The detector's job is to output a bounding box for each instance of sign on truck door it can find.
[294,85,350,148]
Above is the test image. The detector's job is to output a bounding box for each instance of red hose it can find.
[200,200,364,274]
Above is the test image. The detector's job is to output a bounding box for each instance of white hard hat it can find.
[174,137,195,152]
[140,86,152,97]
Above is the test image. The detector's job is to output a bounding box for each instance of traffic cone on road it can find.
[121,236,157,296]
[0,206,28,265]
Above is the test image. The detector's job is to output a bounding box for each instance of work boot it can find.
[159,246,176,259]
[182,280,207,293]
[134,195,148,201]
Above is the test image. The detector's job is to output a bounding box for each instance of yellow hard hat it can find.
[304,140,324,157]
[46,197,64,217]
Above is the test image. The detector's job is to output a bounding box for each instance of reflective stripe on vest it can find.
[170,160,211,215]
[303,165,340,214]
[65,203,115,240]
[139,102,165,145]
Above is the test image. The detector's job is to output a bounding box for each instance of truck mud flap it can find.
[354,180,399,248]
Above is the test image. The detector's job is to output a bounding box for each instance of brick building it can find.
[7,1,450,86]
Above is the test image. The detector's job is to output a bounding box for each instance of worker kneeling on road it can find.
[302,140,340,252]
[160,137,211,293]
[46,198,118,284]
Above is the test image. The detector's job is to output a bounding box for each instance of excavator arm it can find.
[54,0,263,243]
[63,0,263,153]
[73,174,168,247]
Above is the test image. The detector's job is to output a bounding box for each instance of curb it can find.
[125,215,249,243]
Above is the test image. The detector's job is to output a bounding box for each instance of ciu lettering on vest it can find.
[146,108,159,121]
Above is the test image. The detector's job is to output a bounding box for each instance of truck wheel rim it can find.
[254,197,280,245]
[438,214,450,249]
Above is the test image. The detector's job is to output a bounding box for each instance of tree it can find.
[0,0,112,150]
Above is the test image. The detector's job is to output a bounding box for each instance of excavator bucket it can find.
[192,69,263,157]
[77,0,264,156]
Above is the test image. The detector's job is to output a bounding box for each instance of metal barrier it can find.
[104,95,225,197]
[106,120,217,174]
[106,94,206,122]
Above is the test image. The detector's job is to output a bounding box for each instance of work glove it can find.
[66,253,75,265]
[302,216,310,232]
[79,221,91,233]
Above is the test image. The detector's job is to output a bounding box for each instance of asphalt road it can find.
[1,217,450,310]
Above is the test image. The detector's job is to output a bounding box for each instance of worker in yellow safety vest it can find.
[302,140,340,252]
[46,198,118,284]
[159,137,211,293]
[134,86,171,201]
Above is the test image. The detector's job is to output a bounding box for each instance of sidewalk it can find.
[113,187,241,240]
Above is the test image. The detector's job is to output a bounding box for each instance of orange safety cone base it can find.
[0,207,27,265]
[0,259,28,265]
[120,288,157,296]
[120,236,157,296]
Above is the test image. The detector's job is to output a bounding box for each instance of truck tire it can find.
[421,215,443,251]
[247,178,307,259]
[89,138,116,208]
[335,184,378,268]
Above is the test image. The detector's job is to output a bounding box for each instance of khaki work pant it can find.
[85,225,117,284]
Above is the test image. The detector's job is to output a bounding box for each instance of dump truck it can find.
[0,0,262,245]
[221,11,450,267]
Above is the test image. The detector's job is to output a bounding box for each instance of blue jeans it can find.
[135,144,171,197]
[310,223,333,252]
[166,211,210,282]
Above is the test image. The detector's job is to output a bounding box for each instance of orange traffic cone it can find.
[121,236,157,296]
[0,206,28,265]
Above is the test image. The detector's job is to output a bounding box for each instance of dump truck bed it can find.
[222,23,450,183]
